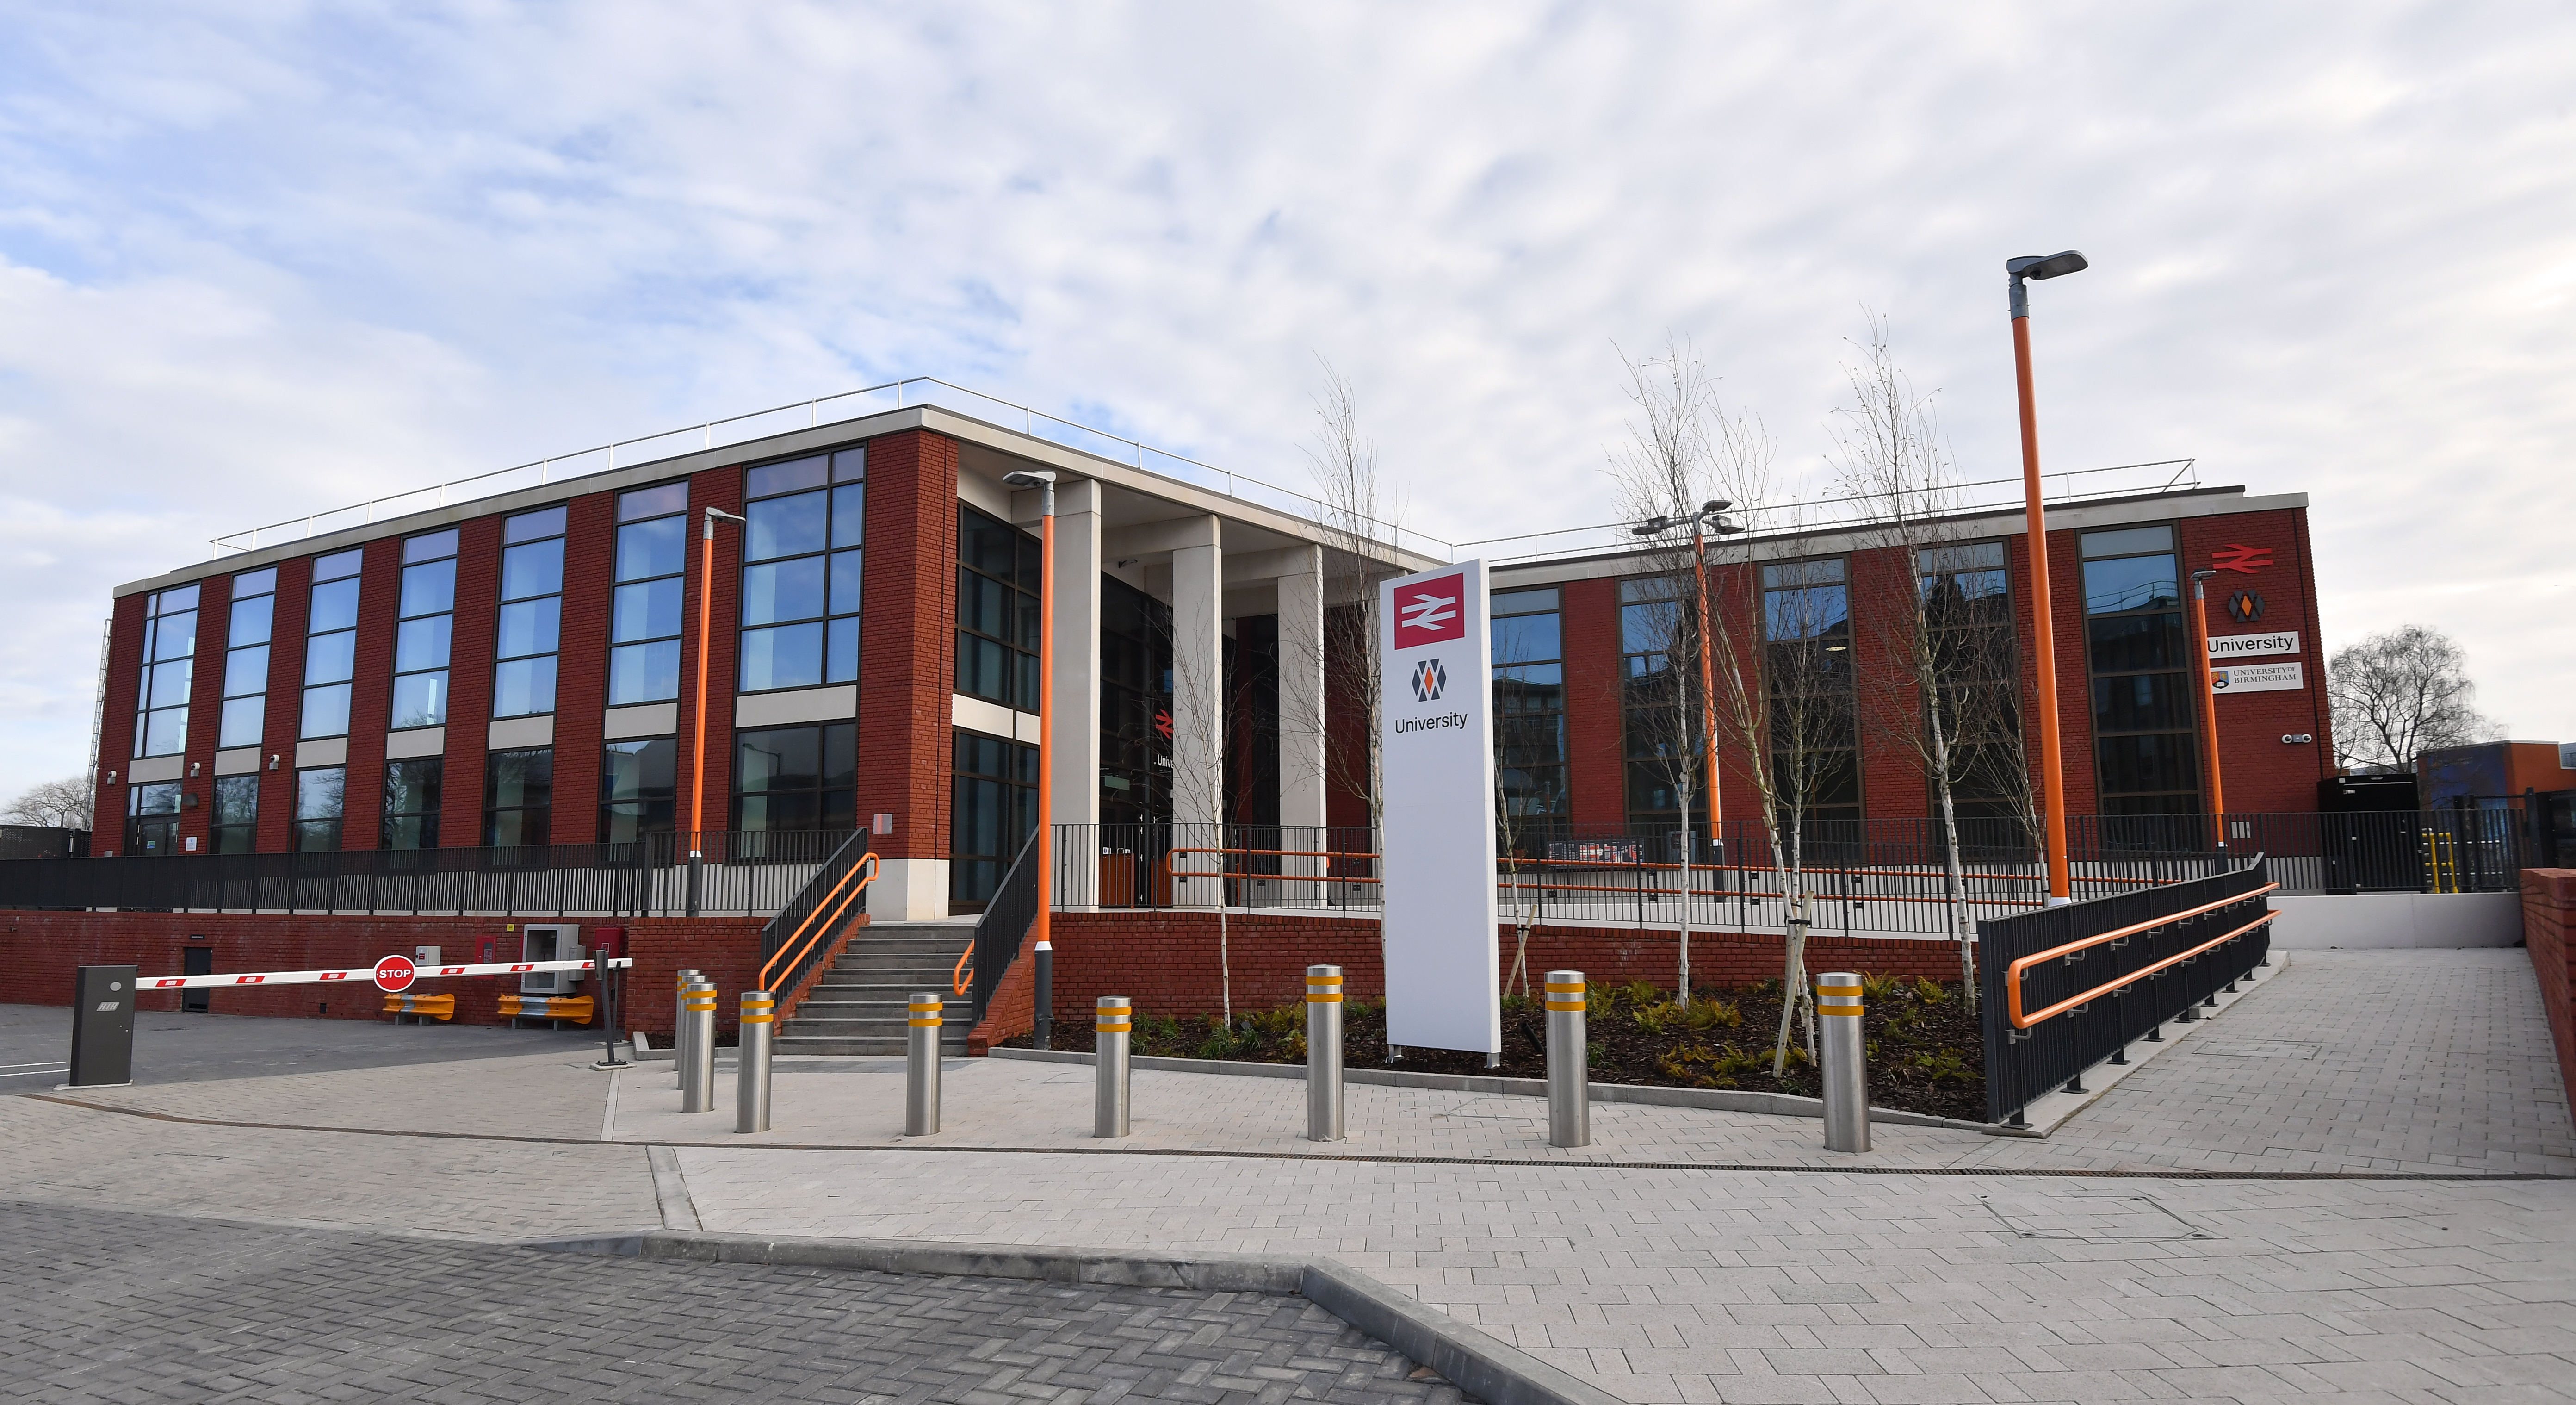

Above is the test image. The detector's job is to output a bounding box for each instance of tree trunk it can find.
[1928,690,1977,1013]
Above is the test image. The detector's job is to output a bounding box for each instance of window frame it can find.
[133,585,200,759]
[2078,522,2199,816]
[390,529,459,731]
[300,549,364,741]
[218,569,278,750]
[608,484,690,708]
[955,504,1041,713]
[737,448,866,695]
[495,507,568,719]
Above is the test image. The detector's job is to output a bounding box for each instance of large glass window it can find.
[391,530,459,730]
[740,449,865,693]
[1099,575,1172,827]
[1492,587,1568,829]
[610,484,688,707]
[1917,542,2025,824]
[294,766,345,851]
[600,737,676,842]
[495,507,566,718]
[218,568,276,750]
[300,550,364,740]
[126,781,182,856]
[133,585,200,758]
[950,730,1038,911]
[1763,558,1859,827]
[732,723,857,833]
[483,748,553,847]
[956,505,1041,712]
[381,757,442,849]
[211,774,260,854]
[1619,576,1708,834]
[2081,524,2198,817]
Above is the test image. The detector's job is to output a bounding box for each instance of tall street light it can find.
[1003,470,1058,1048]
[689,504,747,917]
[2006,249,2088,906]
[1633,500,1742,912]
[2188,567,2229,851]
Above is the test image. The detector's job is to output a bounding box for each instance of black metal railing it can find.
[0,825,88,861]
[0,829,859,917]
[755,830,877,1002]
[969,829,1044,1020]
[1977,855,2274,1125]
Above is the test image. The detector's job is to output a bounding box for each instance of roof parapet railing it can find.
[208,376,1450,564]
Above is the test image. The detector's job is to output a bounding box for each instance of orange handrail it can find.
[953,944,974,996]
[2006,883,2278,1029]
[757,852,880,992]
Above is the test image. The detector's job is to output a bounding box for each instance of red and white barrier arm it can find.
[141,958,634,991]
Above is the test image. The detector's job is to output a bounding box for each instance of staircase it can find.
[776,918,978,1055]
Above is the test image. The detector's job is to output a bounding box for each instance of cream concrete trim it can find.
[487,715,556,750]
[952,693,1041,744]
[737,684,859,728]
[868,858,952,920]
[128,755,185,783]
[1488,487,2312,590]
[956,468,1013,517]
[1103,515,1222,559]
[1221,547,1320,582]
[294,737,349,769]
[130,397,1437,600]
[603,702,680,740]
[212,746,264,776]
[384,727,446,760]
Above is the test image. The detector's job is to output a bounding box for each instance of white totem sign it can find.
[1378,560,1501,1054]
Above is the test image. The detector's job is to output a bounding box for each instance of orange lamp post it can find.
[689,505,746,917]
[2006,249,2089,906]
[2189,568,2229,850]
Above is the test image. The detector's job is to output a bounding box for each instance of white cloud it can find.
[0,0,2570,803]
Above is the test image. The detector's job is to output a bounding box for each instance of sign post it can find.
[372,955,417,993]
[1377,560,1500,1057]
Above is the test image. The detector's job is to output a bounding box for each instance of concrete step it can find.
[777,1036,970,1056]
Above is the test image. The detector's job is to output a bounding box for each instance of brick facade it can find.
[854,429,959,860]
[2522,869,2576,1115]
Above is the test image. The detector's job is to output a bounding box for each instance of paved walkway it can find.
[7,948,2573,1403]
[0,1200,1461,1405]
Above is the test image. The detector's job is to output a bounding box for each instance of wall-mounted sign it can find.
[2225,589,2266,624]
[1377,560,1499,1056]
[2212,661,2303,694]
[2211,543,2274,574]
[2208,630,2300,660]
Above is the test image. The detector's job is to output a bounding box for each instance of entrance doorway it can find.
[182,946,211,1012]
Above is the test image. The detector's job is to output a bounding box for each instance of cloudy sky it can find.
[2,2,2569,805]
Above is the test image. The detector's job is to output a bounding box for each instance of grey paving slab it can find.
[0,1200,1467,1405]
[0,1001,604,1088]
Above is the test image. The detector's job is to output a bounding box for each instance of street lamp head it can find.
[1630,516,1669,536]
[1001,470,1058,487]
[2008,250,2089,281]
[1700,499,1732,516]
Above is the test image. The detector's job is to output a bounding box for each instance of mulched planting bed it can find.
[996,974,1988,1122]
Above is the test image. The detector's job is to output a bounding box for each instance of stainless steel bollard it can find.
[679,980,718,1113]
[672,969,701,1088]
[906,991,943,1135]
[1545,970,1589,1148]
[1306,965,1344,1142]
[736,990,774,1133]
[1817,971,1869,1153]
[1094,995,1131,1138]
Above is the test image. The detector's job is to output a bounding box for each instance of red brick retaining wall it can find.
[0,911,763,1039]
[2521,870,2576,1113]
[965,910,1968,1052]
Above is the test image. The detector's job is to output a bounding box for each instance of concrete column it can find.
[1274,545,1328,834]
[1032,479,1102,834]
[1169,520,1224,856]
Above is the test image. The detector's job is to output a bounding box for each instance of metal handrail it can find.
[2005,881,2279,1029]
[756,852,879,992]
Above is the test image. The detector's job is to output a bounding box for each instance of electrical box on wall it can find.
[520,925,583,994]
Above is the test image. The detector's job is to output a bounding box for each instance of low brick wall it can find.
[0,910,765,1040]
[964,909,1967,1052]
[2521,870,2576,1113]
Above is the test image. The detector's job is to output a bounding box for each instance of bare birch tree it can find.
[1298,358,1406,832]
[1828,317,2016,1007]
[2328,625,2501,772]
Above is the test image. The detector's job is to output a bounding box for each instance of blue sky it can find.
[3,2,2570,803]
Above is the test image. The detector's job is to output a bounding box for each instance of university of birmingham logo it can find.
[1410,658,1449,702]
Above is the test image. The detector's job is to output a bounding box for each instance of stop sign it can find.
[373,956,417,993]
